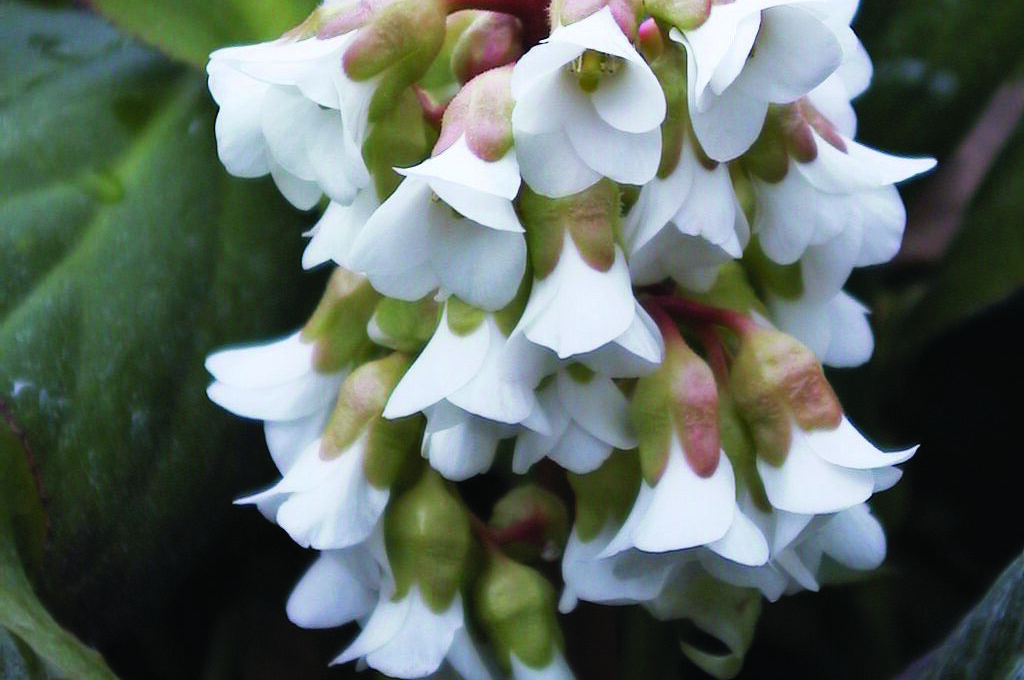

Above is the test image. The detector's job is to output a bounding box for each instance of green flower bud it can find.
[568,449,641,542]
[445,296,488,336]
[729,328,842,465]
[385,468,472,612]
[742,239,804,301]
[436,65,516,161]
[489,485,570,562]
[321,352,410,457]
[301,268,379,374]
[362,88,438,199]
[644,0,712,32]
[474,554,564,671]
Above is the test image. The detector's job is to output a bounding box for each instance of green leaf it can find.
[898,125,1024,345]
[898,550,1024,680]
[0,627,62,680]
[1,0,317,649]
[89,0,318,69]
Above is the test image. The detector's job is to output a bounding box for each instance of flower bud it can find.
[551,0,642,38]
[475,554,566,673]
[436,65,516,161]
[644,0,711,32]
[368,297,440,353]
[361,88,438,198]
[301,268,379,373]
[489,485,570,561]
[451,12,523,85]
[729,327,842,465]
[385,468,472,611]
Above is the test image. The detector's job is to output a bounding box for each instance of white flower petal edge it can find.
[287,547,381,629]
[510,651,576,680]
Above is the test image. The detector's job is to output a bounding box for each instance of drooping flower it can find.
[511,6,666,197]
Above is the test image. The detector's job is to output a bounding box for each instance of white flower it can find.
[671,0,844,162]
[205,331,342,484]
[804,0,873,136]
[348,135,527,311]
[287,546,382,629]
[236,433,389,550]
[207,32,372,209]
[602,444,770,570]
[337,588,493,680]
[756,416,917,516]
[767,289,874,368]
[753,130,935,268]
[514,233,637,360]
[511,7,666,197]
[513,368,634,474]
[626,141,749,292]
[302,190,380,270]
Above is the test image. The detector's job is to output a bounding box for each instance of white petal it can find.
[818,503,886,570]
[206,332,312,388]
[823,292,874,367]
[208,63,271,178]
[578,303,664,377]
[757,429,875,514]
[406,136,521,202]
[550,7,635,59]
[688,78,769,163]
[707,509,771,566]
[448,318,536,423]
[303,191,379,270]
[432,218,527,311]
[261,87,321,181]
[270,161,321,210]
[566,105,661,185]
[207,370,342,422]
[591,59,666,134]
[854,185,906,266]
[338,588,462,678]
[385,306,490,418]
[624,157,694,253]
[523,237,635,358]
[446,629,497,680]
[735,6,842,104]
[801,131,936,193]
[872,466,903,492]
[807,417,917,469]
[632,446,736,552]
[561,525,673,608]
[515,128,602,198]
[347,178,439,300]
[422,406,506,481]
[511,42,584,102]
[548,423,615,474]
[287,549,380,629]
[307,111,364,205]
[753,170,854,265]
[264,408,333,473]
[556,371,635,449]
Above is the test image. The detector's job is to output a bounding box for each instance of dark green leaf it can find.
[898,550,1024,680]
[897,124,1024,345]
[1,0,316,649]
[89,0,318,69]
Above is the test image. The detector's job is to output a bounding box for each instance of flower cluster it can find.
[205,0,932,677]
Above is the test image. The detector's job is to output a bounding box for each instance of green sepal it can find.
[631,366,673,486]
[363,88,438,200]
[301,268,379,373]
[385,468,472,612]
[646,0,712,32]
[321,352,411,458]
[363,413,424,490]
[688,261,767,319]
[741,107,790,183]
[568,449,641,542]
[446,297,488,336]
[371,297,440,353]
[717,387,770,513]
[474,554,563,670]
[665,336,721,478]
[437,63,516,161]
[649,33,689,177]
[342,0,448,121]
[742,239,804,301]
[493,275,532,337]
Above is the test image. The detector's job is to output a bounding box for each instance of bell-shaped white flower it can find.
[207,32,371,209]
[603,447,770,571]
[236,433,389,550]
[767,289,874,368]
[348,136,527,311]
[513,368,634,474]
[336,588,490,679]
[626,141,750,291]
[756,416,917,516]
[671,0,843,162]
[511,7,666,197]
[753,130,935,267]
[205,332,342,477]
[287,546,383,629]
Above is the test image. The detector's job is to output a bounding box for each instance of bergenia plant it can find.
[204,0,934,677]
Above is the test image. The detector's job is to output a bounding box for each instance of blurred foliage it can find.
[1,0,1023,679]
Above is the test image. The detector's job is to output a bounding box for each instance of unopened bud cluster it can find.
[205,0,931,677]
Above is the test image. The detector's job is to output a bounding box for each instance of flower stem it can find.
[445,0,550,47]
[645,295,759,336]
